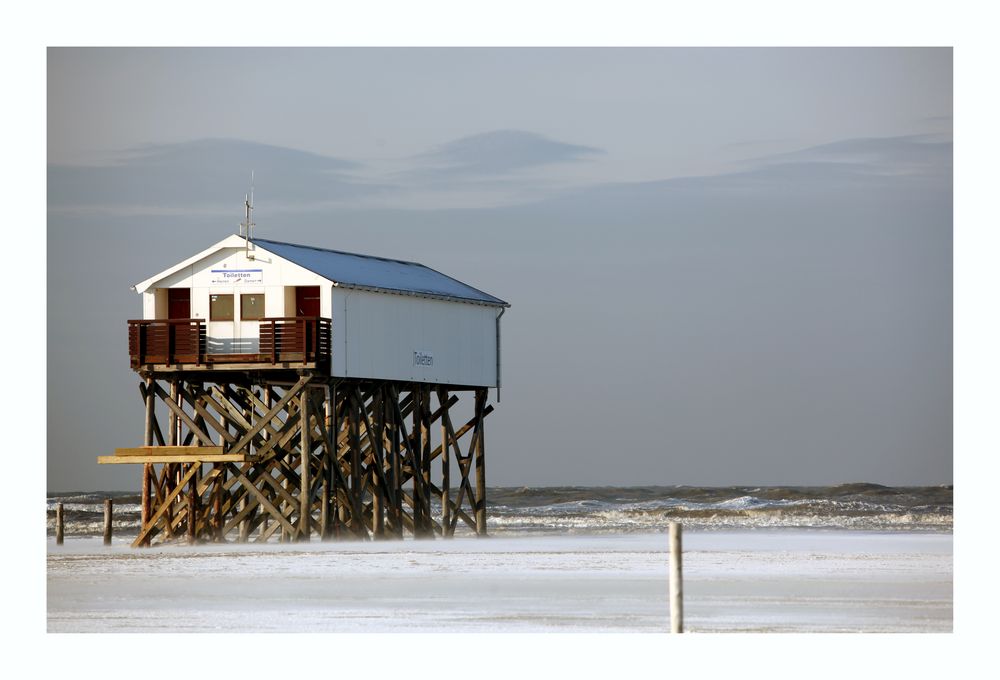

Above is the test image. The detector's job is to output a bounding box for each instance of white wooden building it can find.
[130,234,509,388]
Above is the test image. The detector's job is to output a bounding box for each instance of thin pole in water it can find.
[103,499,113,546]
[56,502,64,546]
[669,521,683,633]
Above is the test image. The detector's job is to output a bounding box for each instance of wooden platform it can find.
[128,317,331,371]
[98,446,248,465]
[135,360,320,373]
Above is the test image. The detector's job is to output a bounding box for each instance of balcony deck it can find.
[128,316,331,373]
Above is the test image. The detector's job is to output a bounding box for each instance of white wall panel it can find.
[334,288,498,387]
[144,246,329,355]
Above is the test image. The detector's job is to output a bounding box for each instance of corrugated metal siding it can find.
[254,238,508,307]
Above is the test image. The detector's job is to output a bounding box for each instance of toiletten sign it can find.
[210,268,263,285]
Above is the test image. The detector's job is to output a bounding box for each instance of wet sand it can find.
[46,530,952,633]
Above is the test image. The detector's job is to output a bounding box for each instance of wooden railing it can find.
[259,316,331,365]
[128,316,331,368]
[128,319,206,368]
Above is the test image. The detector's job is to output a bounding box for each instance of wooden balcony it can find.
[128,317,331,371]
[128,318,205,367]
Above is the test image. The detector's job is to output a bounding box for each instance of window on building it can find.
[241,293,265,320]
[209,294,234,321]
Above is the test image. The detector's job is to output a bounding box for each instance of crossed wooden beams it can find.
[116,374,492,547]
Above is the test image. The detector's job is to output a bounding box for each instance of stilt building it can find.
[99,229,508,546]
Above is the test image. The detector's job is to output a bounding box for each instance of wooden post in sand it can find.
[141,376,155,547]
[56,503,64,545]
[669,522,683,633]
[103,499,113,546]
[188,489,198,544]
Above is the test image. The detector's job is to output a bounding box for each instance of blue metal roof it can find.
[253,238,508,307]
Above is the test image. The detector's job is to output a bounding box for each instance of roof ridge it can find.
[251,237,425,269]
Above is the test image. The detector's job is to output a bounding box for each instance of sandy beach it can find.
[46,530,951,633]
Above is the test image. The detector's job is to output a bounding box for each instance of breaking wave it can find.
[46,485,952,537]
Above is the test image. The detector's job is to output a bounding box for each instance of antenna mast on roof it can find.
[240,171,256,260]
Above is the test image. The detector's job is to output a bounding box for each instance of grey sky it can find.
[47,47,952,491]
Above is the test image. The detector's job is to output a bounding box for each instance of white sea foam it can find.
[47,486,953,538]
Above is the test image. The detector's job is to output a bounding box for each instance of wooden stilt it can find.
[411,388,428,538]
[213,464,224,542]
[321,384,332,540]
[116,375,495,547]
[299,385,311,541]
[164,380,179,539]
[474,388,488,537]
[371,388,385,539]
[421,387,433,538]
[239,389,251,543]
[439,388,450,531]
[187,487,197,544]
[389,385,403,538]
[140,376,155,547]
[349,390,365,539]
[55,502,64,545]
[103,498,113,546]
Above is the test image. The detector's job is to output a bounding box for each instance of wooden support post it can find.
[140,376,155,547]
[165,379,180,539]
[320,483,329,540]
[169,380,180,445]
[321,385,332,540]
[299,386,311,541]
[669,522,683,634]
[263,385,273,541]
[103,498,113,546]
[389,386,403,538]
[55,503,64,545]
[421,387,432,539]
[411,388,425,537]
[331,384,342,538]
[474,388,487,536]
[188,488,198,544]
[239,391,252,543]
[439,388,450,531]
[213,464,224,542]
[371,388,385,539]
[190,461,201,543]
[350,391,363,538]
[239,491,251,543]
[348,390,368,539]
[116,376,498,546]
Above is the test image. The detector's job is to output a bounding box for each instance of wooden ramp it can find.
[98,446,248,464]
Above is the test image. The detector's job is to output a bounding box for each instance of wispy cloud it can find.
[737,135,952,179]
[48,138,390,216]
[47,133,609,215]
[47,133,951,218]
[414,130,605,177]
[524,133,953,222]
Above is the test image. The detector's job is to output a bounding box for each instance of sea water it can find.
[46,484,953,538]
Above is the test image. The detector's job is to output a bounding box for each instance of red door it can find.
[168,288,191,319]
[295,286,321,317]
